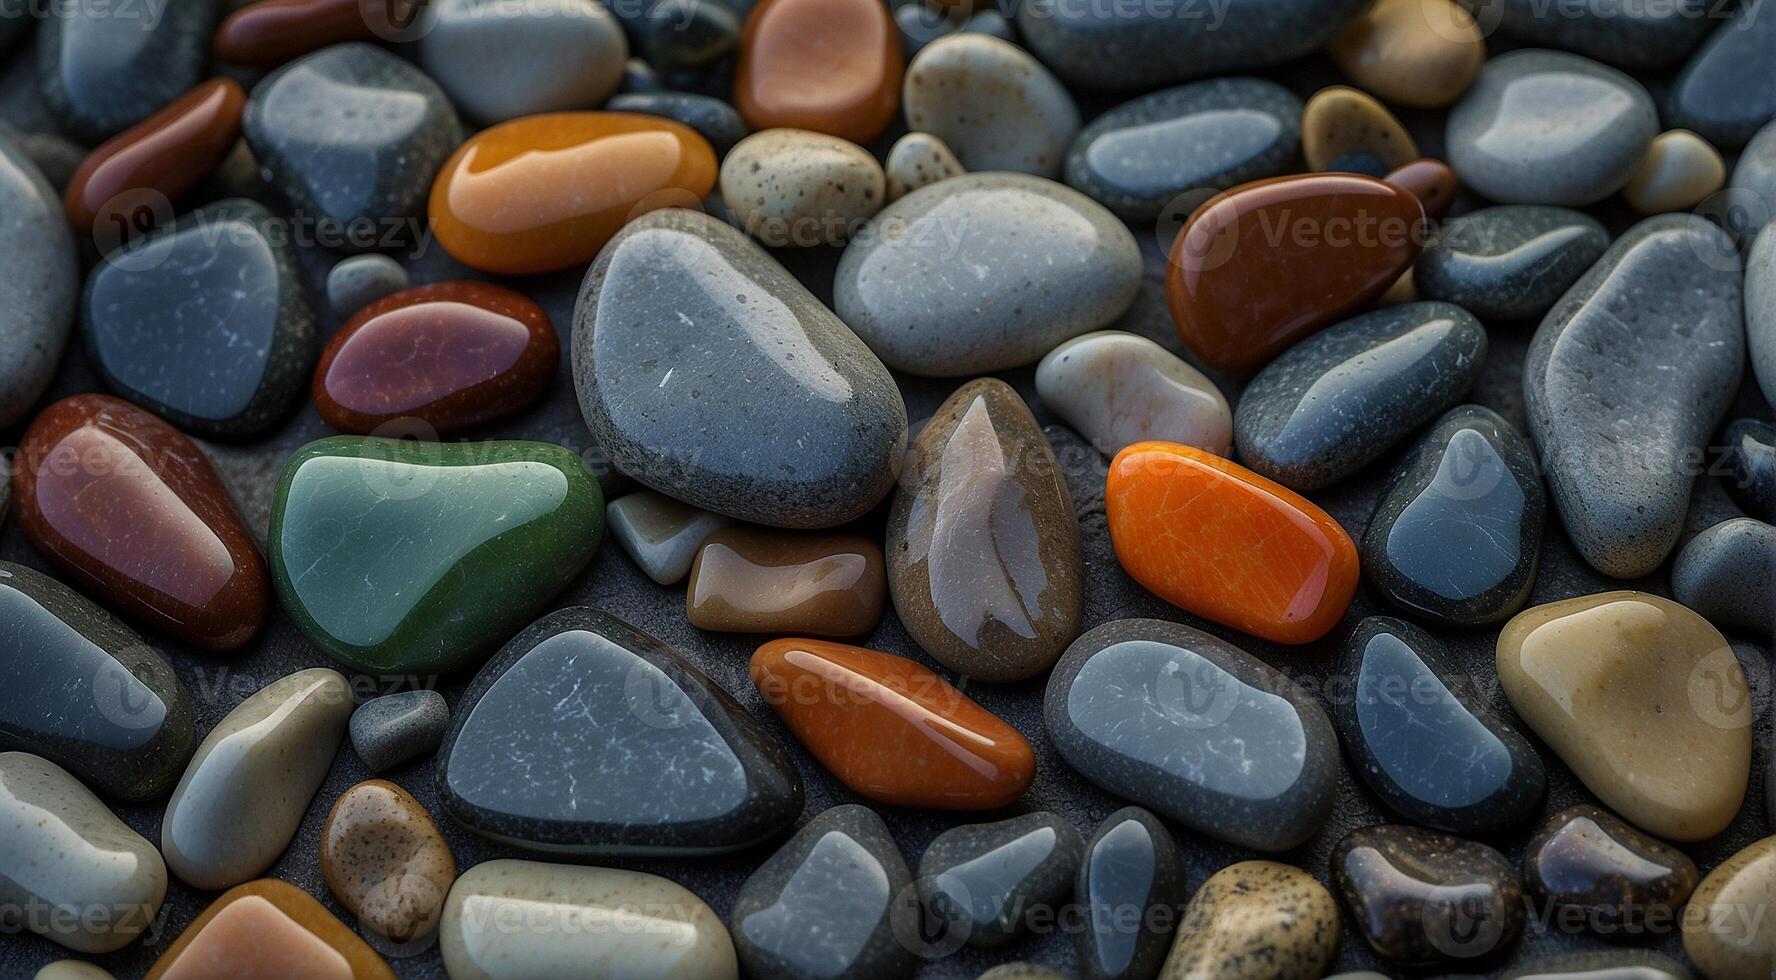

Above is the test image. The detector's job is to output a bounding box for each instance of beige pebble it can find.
[903,33,1080,178]
[886,132,965,201]
[321,780,457,942]
[720,128,885,247]
[1160,861,1339,979]
[34,963,114,980]
[1329,0,1485,108]
[1035,330,1232,456]
[1379,268,1417,306]
[1625,129,1726,214]
[978,965,1068,980]
[1302,86,1419,172]
[1684,836,1776,980]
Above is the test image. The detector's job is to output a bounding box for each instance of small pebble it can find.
[1384,158,1459,219]
[1035,330,1233,457]
[1720,417,1776,522]
[720,129,885,247]
[1624,129,1726,214]
[884,131,964,201]
[1158,861,1340,980]
[1672,518,1775,638]
[1415,205,1610,320]
[419,0,627,124]
[349,690,450,773]
[325,254,409,319]
[1333,824,1523,964]
[637,0,741,74]
[688,528,886,636]
[1075,807,1186,980]
[320,779,456,942]
[606,491,734,586]
[1524,804,1699,938]
[916,812,1083,949]
[903,33,1079,178]
[1302,85,1419,173]
[736,0,902,145]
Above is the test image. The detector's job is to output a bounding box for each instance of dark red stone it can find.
[64,78,245,238]
[12,395,269,651]
[1385,158,1459,220]
[312,282,559,435]
[214,0,417,66]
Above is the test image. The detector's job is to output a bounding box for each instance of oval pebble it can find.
[1303,85,1419,173]
[1672,518,1775,638]
[419,0,627,124]
[1036,330,1232,457]
[607,91,749,155]
[1415,205,1610,320]
[903,33,1079,179]
[1385,158,1459,219]
[736,0,902,145]
[1329,0,1485,107]
[884,131,964,202]
[1624,129,1726,214]
[326,254,409,318]
[1158,861,1340,979]
[321,779,456,942]
[349,690,450,773]
[720,129,885,247]
[0,134,78,429]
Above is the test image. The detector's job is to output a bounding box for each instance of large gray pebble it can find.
[903,34,1078,179]
[1664,3,1776,150]
[1672,518,1774,638]
[420,0,627,124]
[1474,0,1714,71]
[0,133,77,428]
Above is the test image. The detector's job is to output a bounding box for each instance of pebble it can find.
[439,606,802,855]
[1362,405,1547,626]
[1751,227,1776,404]
[161,668,352,890]
[979,966,1066,980]
[213,0,389,66]
[1166,173,1424,376]
[420,0,627,124]
[8,128,85,195]
[606,491,734,585]
[1076,807,1186,980]
[607,92,748,155]
[0,562,194,802]
[440,860,738,980]
[147,878,394,979]
[0,752,166,953]
[637,0,740,74]
[730,804,917,980]
[1665,3,1776,149]
[1726,122,1776,241]
[1158,861,1340,980]
[269,437,605,675]
[244,43,464,234]
[885,131,965,201]
[14,395,269,650]
[1302,86,1419,173]
[325,254,409,318]
[0,133,77,429]
[916,812,1083,949]
[902,33,1080,178]
[735,0,902,145]
[1384,157,1459,219]
[1447,50,1659,205]
[1721,417,1776,522]
[1673,518,1775,638]
[894,2,959,59]
[720,129,885,247]
[1106,442,1358,644]
[63,78,244,238]
[837,173,1140,375]
[688,529,885,636]
[1063,78,1302,222]
[1486,0,1713,70]
[886,379,1082,681]
[1414,205,1610,320]
[1524,804,1699,938]
[575,207,906,528]
[1498,951,1697,979]
[1234,301,1487,491]
[1497,591,1751,841]
[750,638,1035,810]
[1624,129,1726,213]
[1333,617,1546,834]
[37,0,215,143]
[1332,824,1523,964]
[1525,214,1743,578]
[1036,331,1232,458]
[320,779,456,942]
[1329,0,1485,107]
[34,963,114,980]
[82,199,317,437]
[349,690,450,773]
[1045,618,1339,851]
[1684,836,1776,979]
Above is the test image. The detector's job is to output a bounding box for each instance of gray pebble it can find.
[916,812,1083,949]
[1477,0,1714,71]
[37,0,217,143]
[1415,205,1611,321]
[605,491,732,586]
[0,132,77,428]
[420,0,627,125]
[1748,225,1776,406]
[1672,518,1774,638]
[350,690,450,773]
[884,132,964,202]
[1725,120,1776,242]
[607,92,747,155]
[1665,2,1776,150]
[903,34,1079,179]
[326,254,410,319]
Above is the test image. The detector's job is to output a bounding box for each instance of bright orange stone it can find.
[750,638,1035,810]
[147,879,394,980]
[427,112,717,276]
[1106,441,1358,644]
[735,0,902,145]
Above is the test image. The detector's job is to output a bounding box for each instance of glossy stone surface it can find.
[1722,418,1776,522]
[1415,205,1611,320]
[64,78,244,237]
[635,0,739,73]
[313,282,557,436]
[735,0,901,145]
[1525,804,1699,937]
[438,607,802,855]
[0,134,78,429]
[14,395,269,651]
[1498,592,1751,841]
[1158,861,1340,979]
[688,529,885,636]
[1045,618,1340,851]
[606,92,747,156]
[1234,301,1486,491]
[750,638,1035,810]
[1447,50,1658,205]
[1334,617,1546,833]
[1665,5,1776,149]
[731,804,917,980]
[1362,405,1546,626]
[916,812,1083,949]
[1076,807,1186,980]
[1525,214,1743,578]
[325,254,408,318]
[1302,86,1419,173]
[1165,173,1425,376]
[418,0,627,125]
[1625,129,1727,214]
[1683,836,1776,979]
[321,780,456,942]
[1036,331,1232,457]
[1063,78,1300,222]
[1497,951,1697,980]
[0,561,193,802]
[269,437,604,675]
[902,34,1078,179]
[82,199,317,437]
[1477,0,1712,69]
[1106,442,1359,643]
[885,131,964,201]
[1384,158,1459,220]
[38,0,216,143]
[1333,825,1523,964]
[720,129,885,248]
[1673,518,1775,638]
[146,879,394,980]
[886,379,1082,682]
[606,491,733,585]
[213,0,392,66]
[1329,0,1485,107]
[0,752,166,953]
[440,861,738,980]
[575,208,905,528]
[349,690,449,773]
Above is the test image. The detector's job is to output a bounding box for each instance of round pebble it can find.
[1672,518,1775,638]
[320,779,456,942]
[884,131,965,202]
[1329,0,1485,108]
[720,129,885,247]
[325,254,409,319]
[349,690,450,773]
[1624,129,1726,214]
[1302,85,1419,173]
[903,33,1080,179]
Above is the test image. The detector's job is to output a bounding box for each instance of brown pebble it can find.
[320,780,456,943]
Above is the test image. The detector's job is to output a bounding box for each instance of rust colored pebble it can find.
[214,0,410,66]
[735,0,903,145]
[11,395,269,651]
[147,879,395,980]
[1385,157,1459,220]
[64,78,244,237]
[686,527,887,636]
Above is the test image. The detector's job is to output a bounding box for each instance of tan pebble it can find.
[1684,836,1776,980]
[1329,0,1485,108]
[720,128,885,247]
[1379,268,1417,306]
[1302,86,1419,172]
[1160,861,1340,979]
[978,965,1068,980]
[34,962,115,980]
[1625,129,1726,214]
[321,780,457,943]
[886,132,965,201]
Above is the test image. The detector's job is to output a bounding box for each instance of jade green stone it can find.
[269,437,605,676]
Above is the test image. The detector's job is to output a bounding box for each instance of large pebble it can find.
[1329,0,1484,107]
[1684,836,1776,979]
[735,0,901,145]
[1673,518,1775,638]
[349,690,449,773]
[1332,825,1523,963]
[720,129,884,247]
[1076,807,1186,980]
[1525,214,1742,578]
[38,0,216,142]
[321,779,456,942]
[1625,129,1727,214]
[1158,861,1340,979]
[1414,205,1610,320]
[885,131,964,201]
[1478,0,1714,70]
[916,812,1082,949]
[146,878,394,978]
[1036,330,1232,457]
[836,173,1140,376]
[0,133,77,429]
[1665,4,1776,149]
[1524,804,1699,938]
[902,34,1079,178]
[1750,226,1776,404]
[419,0,627,124]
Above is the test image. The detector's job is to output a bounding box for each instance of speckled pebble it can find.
[720,129,885,247]
[37,0,216,143]
[885,131,965,202]
[349,690,450,773]
[1333,824,1524,964]
[1625,129,1726,214]
[321,779,456,942]
[903,33,1080,179]
[1303,85,1419,173]
[1672,518,1775,638]
[325,254,409,319]
[1159,861,1339,980]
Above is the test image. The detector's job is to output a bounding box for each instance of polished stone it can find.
[1683,837,1776,979]
[1076,807,1186,980]
[1415,205,1610,320]
[325,254,408,318]
[38,0,217,143]
[1329,0,1485,107]
[1036,330,1232,457]
[916,812,1083,949]
[320,779,456,942]
[1665,4,1776,149]
[607,92,748,155]
[213,0,395,66]
[1497,951,1697,979]
[885,131,964,202]
[1720,418,1776,522]
[1158,861,1340,979]
[720,129,885,248]
[419,0,627,125]
[1333,824,1523,964]
[1525,804,1699,938]
[1625,129,1727,214]
[688,529,885,636]
[606,491,733,586]
[1302,86,1419,173]
[1385,158,1459,220]
[1672,518,1775,637]
[735,0,901,145]
[903,34,1077,178]
[1751,226,1776,405]
[349,690,449,773]
[1476,0,1712,69]
[146,879,394,980]
[0,134,78,429]
[63,78,244,238]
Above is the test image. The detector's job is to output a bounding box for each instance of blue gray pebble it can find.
[350,689,451,772]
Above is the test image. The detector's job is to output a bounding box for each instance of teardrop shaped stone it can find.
[575,207,906,529]
[1332,824,1524,964]
[1525,804,1699,938]
[916,812,1084,949]
[1414,205,1610,321]
[147,878,395,980]
[268,436,605,675]
[438,607,803,856]
[886,379,1082,682]
[1076,807,1187,980]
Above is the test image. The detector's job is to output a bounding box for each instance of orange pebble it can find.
[147,879,393,980]
[1106,441,1358,644]
[735,0,902,145]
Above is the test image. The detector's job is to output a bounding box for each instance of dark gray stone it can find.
[1234,301,1488,492]
[607,91,747,155]
[1672,518,1774,637]
[1472,0,1714,70]
[81,199,318,438]
[1075,807,1185,980]
[1523,805,1700,938]
[1332,824,1523,964]
[1721,417,1776,522]
[418,0,627,125]
[916,812,1083,949]
[573,207,907,529]
[1043,618,1340,852]
[349,690,449,773]
[37,0,218,143]
[1415,206,1610,321]
[731,804,918,980]
[1665,1,1776,149]
[436,605,803,855]
[620,56,662,93]
[1750,225,1775,405]
[637,0,739,73]
[1497,950,1696,979]
[895,2,960,58]
[0,123,82,193]
[1525,213,1744,578]
[325,254,409,318]
[1725,121,1776,243]
[0,131,77,429]
[1063,77,1302,222]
